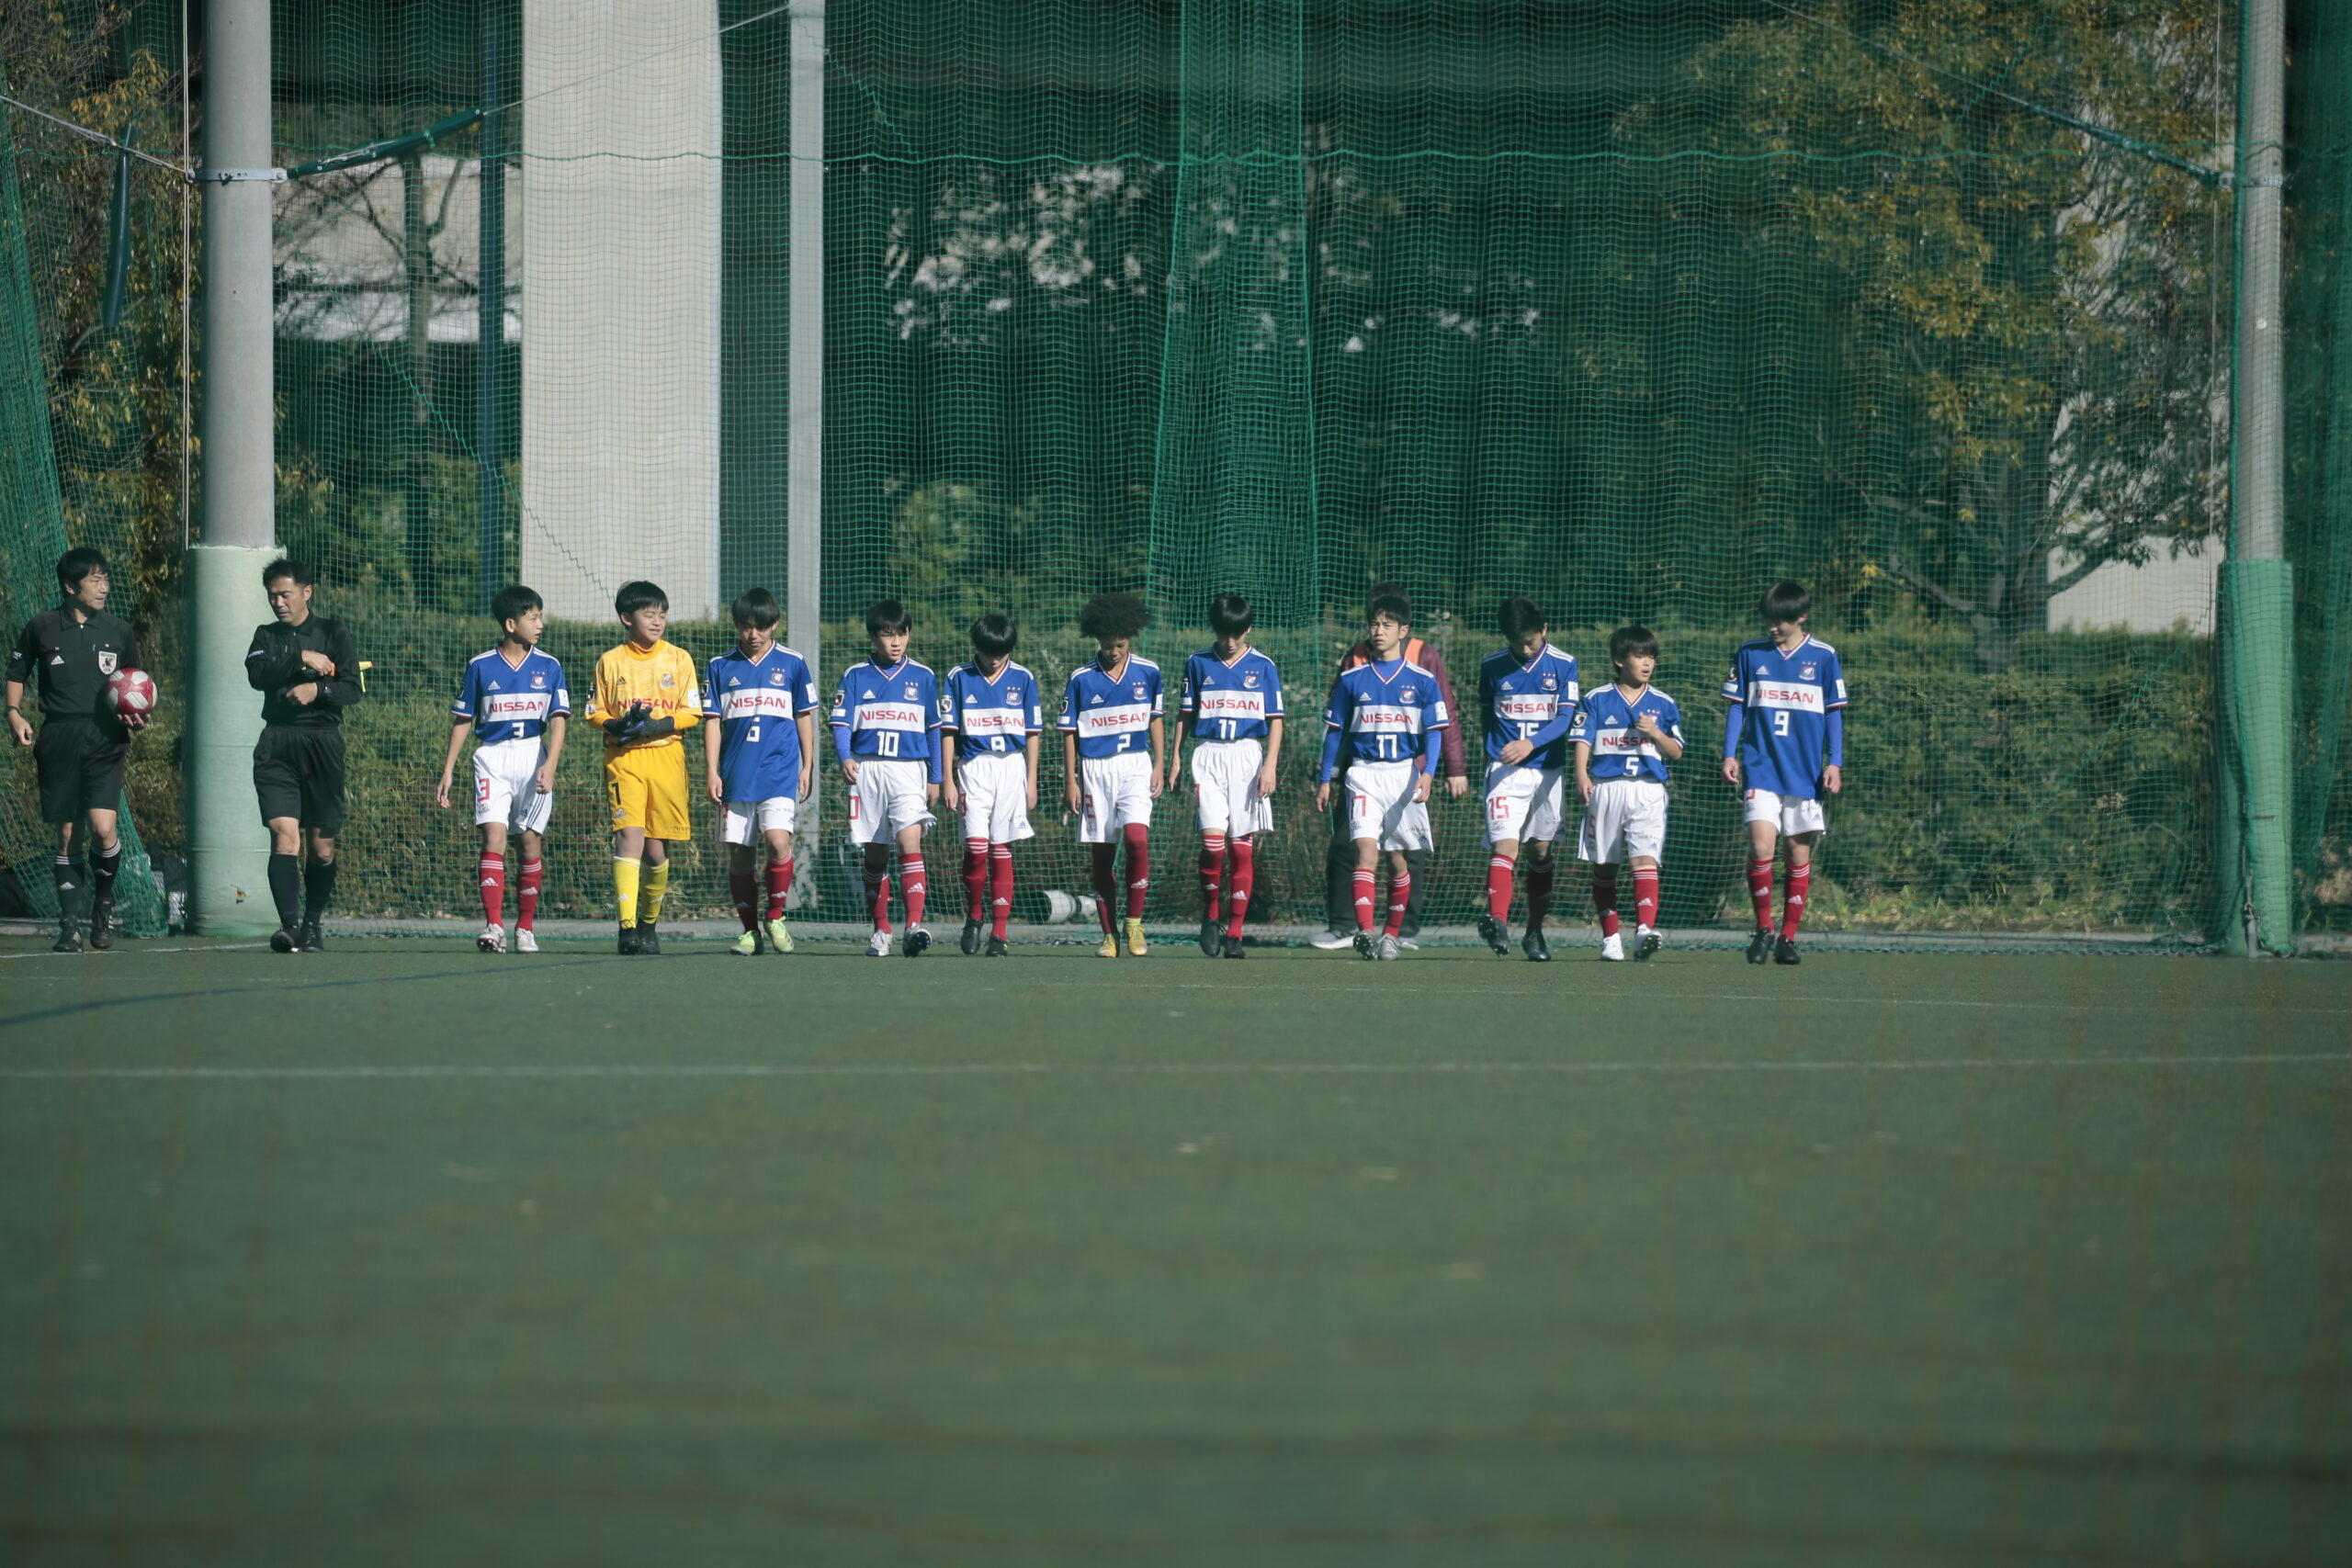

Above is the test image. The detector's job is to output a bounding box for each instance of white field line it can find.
[4,1053,2347,1082]
[1030,981,2352,1018]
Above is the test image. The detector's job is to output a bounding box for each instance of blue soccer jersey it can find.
[703,643,820,801]
[1477,643,1581,769]
[1181,647,1284,741]
[831,656,944,778]
[1319,658,1450,779]
[944,660,1044,759]
[451,647,570,745]
[1572,682,1685,784]
[1722,635,1848,798]
[1059,655,1164,760]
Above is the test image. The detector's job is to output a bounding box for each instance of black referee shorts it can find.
[254,726,348,833]
[34,720,130,823]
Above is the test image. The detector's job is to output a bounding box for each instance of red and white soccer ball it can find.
[107,667,159,720]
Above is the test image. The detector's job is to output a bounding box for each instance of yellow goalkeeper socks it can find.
[612,856,641,928]
[640,859,671,925]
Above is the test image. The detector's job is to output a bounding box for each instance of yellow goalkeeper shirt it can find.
[590,639,702,753]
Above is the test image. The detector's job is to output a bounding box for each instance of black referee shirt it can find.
[6,605,140,730]
[245,615,364,728]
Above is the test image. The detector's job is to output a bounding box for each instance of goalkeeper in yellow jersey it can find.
[590,581,701,953]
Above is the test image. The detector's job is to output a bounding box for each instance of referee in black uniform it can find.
[245,558,363,952]
[6,548,149,951]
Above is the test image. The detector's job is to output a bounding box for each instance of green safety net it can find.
[0,15,178,938]
[9,0,2351,943]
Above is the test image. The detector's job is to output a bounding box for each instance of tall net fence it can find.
[7,0,2351,942]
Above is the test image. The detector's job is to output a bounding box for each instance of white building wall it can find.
[520,0,721,623]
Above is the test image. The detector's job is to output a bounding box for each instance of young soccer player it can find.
[245,559,365,953]
[1722,581,1847,965]
[1060,592,1163,958]
[941,613,1042,957]
[588,581,700,955]
[6,547,149,952]
[1316,591,1450,961]
[831,600,944,957]
[703,587,819,956]
[1573,626,1685,962]
[1475,595,1580,962]
[1170,592,1283,959]
[1311,583,1469,950]
[434,584,569,954]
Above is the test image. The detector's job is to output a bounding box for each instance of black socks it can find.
[90,842,121,906]
[268,852,302,930]
[302,858,338,923]
[53,854,81,923]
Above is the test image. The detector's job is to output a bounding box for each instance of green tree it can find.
[1674,0,2233,670]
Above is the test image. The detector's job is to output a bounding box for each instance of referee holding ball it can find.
[6,547,148,952]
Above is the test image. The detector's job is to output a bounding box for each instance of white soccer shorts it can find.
[956,750,1035,843]
[845,757,935,844]
[1578,777,1669,864]
[721,795,798,846]
[1483,761,1566,845]
[1743,787,1827,838]
[1191,739,1272,837]
[1076,750,1156,842]
[1343,760,1433,852]
[472,739,551,833]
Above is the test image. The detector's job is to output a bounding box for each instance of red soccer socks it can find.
[989,845,1015,940]
[1123,823,1150,919]
[479,852,505,927]
[1592,863,1621,939]
[1223,839,1254,939]
[1781,861,1811,939]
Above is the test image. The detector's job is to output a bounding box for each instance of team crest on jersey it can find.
[1401,686,1417,702]
[1005,690,1021,705]
[97,649,118,675]
[660,672,675,686]
[904,683,918,700]
[1242,673,1259,688]
[1132,683,1145,700]
[770,670,786,685]
[1541,675,1556,691]
[1800,664,1816,680]
[531,674,546,689]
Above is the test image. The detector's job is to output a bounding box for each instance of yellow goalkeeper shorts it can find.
[605,747,693,839]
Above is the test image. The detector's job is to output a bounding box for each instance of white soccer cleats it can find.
[477,922,504,954]
[866,929,894,958]
[1600,931,1625,961]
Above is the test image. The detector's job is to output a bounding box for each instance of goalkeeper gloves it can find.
[603,701,651,739]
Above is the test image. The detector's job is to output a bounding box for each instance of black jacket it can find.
[245,615,364,728]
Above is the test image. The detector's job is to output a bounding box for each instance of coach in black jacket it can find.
[245,558,363,953]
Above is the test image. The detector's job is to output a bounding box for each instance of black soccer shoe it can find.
[902,925,933,957]
[986,934,1011,957]
[1521,927,1552,963]
[961,919,984,956]
[1199,918,1224,958]
[617,923,640,956]
[1221,933,1247,959]
[1746,929,1775,965]
[1774,936,1802,966]
[637,920,661,956]
[87,898,116,951]
[1476,912,1511,956]
[296,920,325,953]
[270,925,299,953]
[51,921,83,954]
[1634,929,1662,963]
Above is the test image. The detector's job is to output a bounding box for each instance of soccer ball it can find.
[107,667,159,719]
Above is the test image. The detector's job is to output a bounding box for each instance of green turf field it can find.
[4,939,2347,1566]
